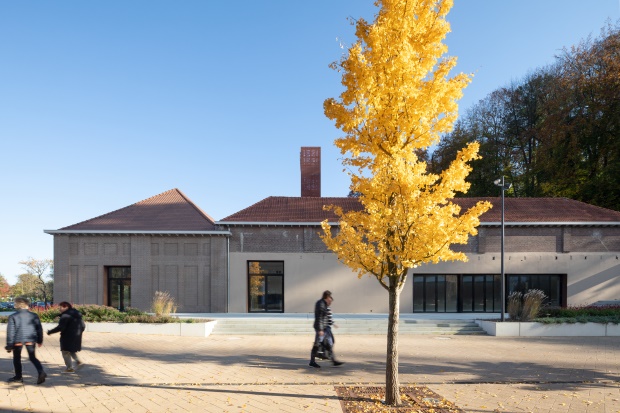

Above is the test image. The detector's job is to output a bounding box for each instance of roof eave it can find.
[480,221,620,226]
[215,221,334,226]
[44,230,231,236]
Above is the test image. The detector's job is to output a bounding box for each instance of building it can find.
[45,189,230,312]
[45,148,620,314]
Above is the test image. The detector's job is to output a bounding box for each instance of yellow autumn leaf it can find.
[321,0,490,407]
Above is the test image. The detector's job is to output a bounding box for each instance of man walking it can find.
[309,290,343,368]
[5,297,47,384]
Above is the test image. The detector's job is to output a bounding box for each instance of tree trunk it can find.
[385,276,401,406]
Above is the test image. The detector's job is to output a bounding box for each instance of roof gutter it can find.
[44,230,232,235]
[480,222,620,226]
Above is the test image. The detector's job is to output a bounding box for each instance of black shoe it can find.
[309,361,321,368]
[37,372,47,385]
[8,376,23,383]
[333,360,344,366]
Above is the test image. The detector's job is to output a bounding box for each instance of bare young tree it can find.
[18,258,53,307]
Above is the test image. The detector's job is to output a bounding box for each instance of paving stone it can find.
[0,332,618,412]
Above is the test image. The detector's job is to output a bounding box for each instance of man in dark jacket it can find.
[309,290,343,368]
[5,297,47,384]
[47,302,85,373]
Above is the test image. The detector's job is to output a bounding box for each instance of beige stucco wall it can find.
[229,251,620,313]
[228,252,408,313]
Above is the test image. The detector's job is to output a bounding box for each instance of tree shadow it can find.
[2,333,617,398]
[79,336,620,395]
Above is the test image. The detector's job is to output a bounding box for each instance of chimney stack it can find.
[300,147,321,197]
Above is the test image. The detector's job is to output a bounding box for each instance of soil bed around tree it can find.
[335,386,464,413]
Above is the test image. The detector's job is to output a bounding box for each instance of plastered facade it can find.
[225,224,620,313]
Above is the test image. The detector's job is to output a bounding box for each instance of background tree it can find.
[18,258,53,307]
[538,24,620,209]
[45,280,54,303]
[0,274,11,300]
[11,273,41,299]
[322,0,490,405]
[430,23,620,210]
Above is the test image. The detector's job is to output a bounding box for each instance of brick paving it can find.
[0,331,618,412]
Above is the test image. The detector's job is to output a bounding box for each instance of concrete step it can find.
[210,317,487,335]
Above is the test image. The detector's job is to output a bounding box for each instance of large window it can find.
[413,274,502,313]
[413,273,565,313]
[461,275,502,312]
[413,275,458,312]
[248,261,284,313]
[507,274,563,307]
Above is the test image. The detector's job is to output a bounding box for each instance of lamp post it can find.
[494,176,512,321]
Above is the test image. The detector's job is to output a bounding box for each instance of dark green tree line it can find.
[431,24,620,210]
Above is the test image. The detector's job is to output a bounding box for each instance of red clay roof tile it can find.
[219,196,620,223]
[61,189,216,231]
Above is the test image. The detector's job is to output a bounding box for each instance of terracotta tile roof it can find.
[220,197,363,223]
[465,197,620,223]
[60,189,217,231]
[219,196,620,224]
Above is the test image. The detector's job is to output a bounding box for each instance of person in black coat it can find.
[47,302,85,373]
[309,290,343,368]
[5,297,47,384]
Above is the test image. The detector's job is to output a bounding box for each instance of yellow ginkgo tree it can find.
[321,0,491,406]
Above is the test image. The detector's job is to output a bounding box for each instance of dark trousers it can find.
[12,344,44,378]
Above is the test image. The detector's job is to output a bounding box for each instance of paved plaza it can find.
[0,330,619,413]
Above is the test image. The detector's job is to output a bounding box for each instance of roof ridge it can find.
[59,188,216,231]
[174,188,215,224]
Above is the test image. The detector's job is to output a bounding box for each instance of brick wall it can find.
[229,226,331,253]
[228,224,620,254]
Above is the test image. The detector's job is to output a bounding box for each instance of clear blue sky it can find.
[1,1,619,285]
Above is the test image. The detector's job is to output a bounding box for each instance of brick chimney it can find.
[300,147,321,197]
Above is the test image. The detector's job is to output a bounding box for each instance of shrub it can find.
[507,289,547,321]
[544,305,620,318]
[535,315,620,324]
[77,305,129,322]
[522,290,547,321]
[0,304,199,323]
[507,291,523,320]
[151,291,177,316]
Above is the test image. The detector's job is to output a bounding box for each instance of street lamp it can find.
[494,176,512,322]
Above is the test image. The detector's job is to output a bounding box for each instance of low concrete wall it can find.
[477,320,620,337]
[0,321,217,337]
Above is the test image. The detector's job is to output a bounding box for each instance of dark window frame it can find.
[106,266,131,311]
[247,260,284,313]
[413,273,566,313]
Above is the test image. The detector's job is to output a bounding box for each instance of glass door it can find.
[107,267,131,311]
[248,261,284,313]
